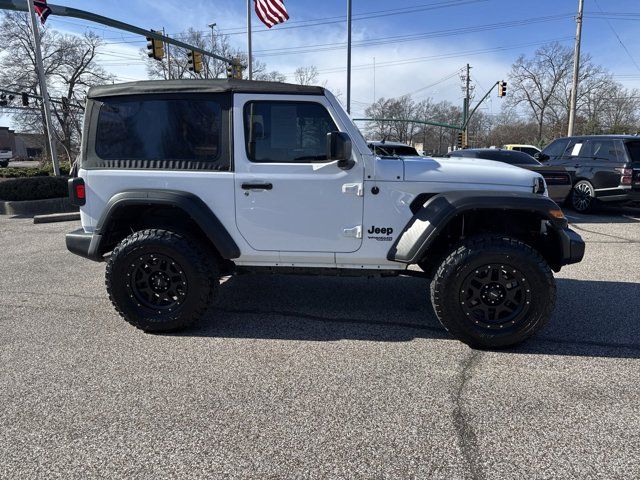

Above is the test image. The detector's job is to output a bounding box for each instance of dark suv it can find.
[537,135,640,212]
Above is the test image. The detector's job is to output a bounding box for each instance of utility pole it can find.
[247,0,253,80]
[26,0,60,176]
[346,0,352,114]
[462,63,471,148]
[568,0,584,137]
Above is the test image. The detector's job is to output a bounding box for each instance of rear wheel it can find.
[106,229,218,332]
[430,235,555,349]
[571,180,596,213]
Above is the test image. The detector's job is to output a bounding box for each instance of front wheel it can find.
[430,235,556,349]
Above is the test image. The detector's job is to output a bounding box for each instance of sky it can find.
[3,0,640,126]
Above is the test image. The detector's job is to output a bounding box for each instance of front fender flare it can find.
[387,190,565,264]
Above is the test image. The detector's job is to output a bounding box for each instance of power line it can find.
[301,37,574,76]
[593,0,640,74]
[252,14,574,57]
[94,0,491,42]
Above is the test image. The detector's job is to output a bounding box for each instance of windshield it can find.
[372,145,420,157]
[518,147,540,157]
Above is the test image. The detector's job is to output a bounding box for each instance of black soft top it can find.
[88,79,326,99]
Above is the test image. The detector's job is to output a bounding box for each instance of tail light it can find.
[615,168,633,186]
[68,177,86,206]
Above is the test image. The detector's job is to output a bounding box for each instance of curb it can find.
[0,197,78,216]
[33,212,81,224]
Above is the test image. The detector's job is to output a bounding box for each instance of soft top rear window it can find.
[93,97,228,170]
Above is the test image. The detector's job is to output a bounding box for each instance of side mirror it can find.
[535,152,549,162]
[327,131,354,170]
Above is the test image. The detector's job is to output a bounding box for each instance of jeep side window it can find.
[95,98,228,170]
[244,101,338,163]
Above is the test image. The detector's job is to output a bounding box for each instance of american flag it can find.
[34,0,52,25]
[254,0,289,29]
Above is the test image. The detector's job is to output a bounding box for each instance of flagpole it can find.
[26,0,60,176]
[346,0,352,114]
[247,0,253,80]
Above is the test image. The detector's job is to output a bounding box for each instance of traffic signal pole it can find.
[463,81,500,131]
[0,0,234,64]
[25,0,60,176]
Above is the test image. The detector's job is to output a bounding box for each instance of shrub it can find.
[0,161,71,179]
[40,161,72,176]
[0,167,50,179]
[0,176,69,202]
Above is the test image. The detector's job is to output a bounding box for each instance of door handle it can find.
[241,182,273,190]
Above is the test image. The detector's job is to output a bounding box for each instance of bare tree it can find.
[294,66,319,86]
[507,42,574,143]
[0,12,111,160]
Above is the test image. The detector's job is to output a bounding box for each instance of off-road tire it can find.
[106,229,218,332]
[430,235,555,349]
[570,180,596,213]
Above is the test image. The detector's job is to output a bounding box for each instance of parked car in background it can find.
[368,141,421,157]
[0,149,12,167]
[447,148,572,203]
[537,135,640,212]
[503,144,542,157]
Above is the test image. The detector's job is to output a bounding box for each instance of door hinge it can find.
[343,225,362,239]
[342,183,364,197]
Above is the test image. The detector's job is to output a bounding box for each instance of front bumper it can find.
[556,226,585,267]
[66,228,103,261]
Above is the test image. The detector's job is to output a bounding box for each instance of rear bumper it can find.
[556,226,585,267]
[66,228,103,261]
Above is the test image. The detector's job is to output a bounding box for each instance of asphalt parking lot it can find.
[0,209,639,479]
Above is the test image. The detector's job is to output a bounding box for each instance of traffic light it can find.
[457,131,464,149]
[226,61,244,80]
[21,92,29,106]
[187,51,203,74]
[233,64,244,80]
[146,30,164,61]
[498,80,507,97]
[0,94,14,107]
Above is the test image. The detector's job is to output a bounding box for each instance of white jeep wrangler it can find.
[66,79,584,348]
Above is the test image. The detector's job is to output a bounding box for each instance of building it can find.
[0,126,46,159]
[0,127,16,154]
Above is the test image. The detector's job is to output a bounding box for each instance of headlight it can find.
[533,176,547,196]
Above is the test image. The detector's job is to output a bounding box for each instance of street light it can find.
[207,23,217,79]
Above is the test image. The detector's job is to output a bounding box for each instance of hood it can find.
[402,156,540,188]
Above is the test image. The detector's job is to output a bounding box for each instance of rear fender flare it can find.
[92,190,240,259]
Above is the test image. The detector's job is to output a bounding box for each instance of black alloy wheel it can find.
[459,264,531,330]
[127,253,188,312]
